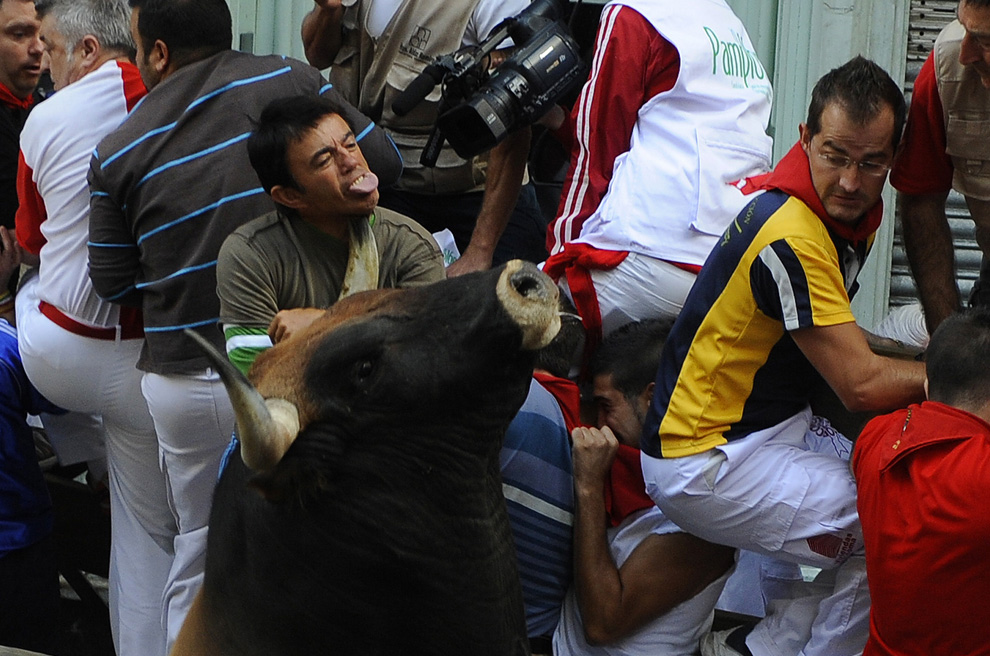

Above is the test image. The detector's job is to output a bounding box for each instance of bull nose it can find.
[497,260,561,350]
[509,261,555,302]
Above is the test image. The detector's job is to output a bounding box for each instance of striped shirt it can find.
[87,50,401,374]
[500,377,575,638]
[643,190,868,459]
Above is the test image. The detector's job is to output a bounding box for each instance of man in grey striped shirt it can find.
[87,0,401,649]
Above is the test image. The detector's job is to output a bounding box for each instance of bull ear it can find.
[184,329,301,471]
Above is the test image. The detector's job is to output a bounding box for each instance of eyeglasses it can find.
[815,151,891,178]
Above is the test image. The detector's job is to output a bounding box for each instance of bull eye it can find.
[357,359,374,380]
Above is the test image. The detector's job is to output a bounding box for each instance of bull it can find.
[173,260,561,656]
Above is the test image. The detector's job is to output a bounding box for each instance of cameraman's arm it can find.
[446,125,530,277]
[302,0,344,70]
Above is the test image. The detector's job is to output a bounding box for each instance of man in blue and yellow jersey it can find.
[639,57,927,656]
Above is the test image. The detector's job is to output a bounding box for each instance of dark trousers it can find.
[0,534,60,654]
[378,183,549,266]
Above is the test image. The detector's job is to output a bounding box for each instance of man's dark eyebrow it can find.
[308,129,358,166]
[309,145,335,167]
[5,20,38,33]
[820,139,889,160]
[820,140,851,156]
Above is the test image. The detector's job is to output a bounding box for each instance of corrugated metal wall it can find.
[889,0,981,307]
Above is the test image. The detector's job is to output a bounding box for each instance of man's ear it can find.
[271,185,304,211]
[149,38,170,78]
[636,381,655,418]
[79,34,100,67]
[798,122,811,153]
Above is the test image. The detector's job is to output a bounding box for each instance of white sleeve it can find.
[464,0,533,47]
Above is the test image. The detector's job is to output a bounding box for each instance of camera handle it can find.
[420,126,446,168]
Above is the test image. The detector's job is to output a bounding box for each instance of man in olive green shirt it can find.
[218,95,444,373]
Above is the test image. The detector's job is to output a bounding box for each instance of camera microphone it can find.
[392,64,446,117]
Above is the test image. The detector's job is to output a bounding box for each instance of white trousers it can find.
[716,417,855,619]
[641,408,869,656]
[141,369,234,653]
[559,251,698,336]
[17,289,174,656]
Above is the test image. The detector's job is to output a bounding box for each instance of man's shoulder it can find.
[25,64,127,133]
[715,190,828,259]
[856,401,990,477]
[372,206,438,242]
[934,19,965,59]
[228,210,285,243]
[96,51,322,157]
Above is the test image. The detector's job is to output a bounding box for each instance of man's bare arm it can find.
[268,307,326,344]
[899,190,959,334]
[446,125,531,277]
[792,321,926,414]
[301,0,345,69]
[571,427,734,645]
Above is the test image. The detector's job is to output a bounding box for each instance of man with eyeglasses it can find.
[638,56,927,656]
[892,0,990,335]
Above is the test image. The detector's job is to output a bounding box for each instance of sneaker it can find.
[700,627,750,656]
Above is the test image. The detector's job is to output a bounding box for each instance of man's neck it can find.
[302,213,366,241]
[0,80,32,108]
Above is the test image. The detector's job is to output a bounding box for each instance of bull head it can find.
[187,260,560,473]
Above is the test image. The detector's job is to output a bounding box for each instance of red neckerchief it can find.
[0,81,33,110]
[603,444,654,528]
[736,142,883,245]
[543,244,628,374]
[533,371,583,433]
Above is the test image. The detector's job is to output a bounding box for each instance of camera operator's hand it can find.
[445,245,492,278]
[536,104,567,131]
[313,0,343,9]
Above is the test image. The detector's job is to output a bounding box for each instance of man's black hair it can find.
[926,307,990,411]
[247,94,349,195]
[127,0,231,67]
[590,319,672,401]
[805,56,907,151]
[963,0,990,9]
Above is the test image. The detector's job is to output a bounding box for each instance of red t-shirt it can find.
[547,4,679,254]
[889,52,954,195]
[853,401,990,656]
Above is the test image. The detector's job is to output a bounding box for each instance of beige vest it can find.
[331,0,488,194]
[935,20,990,202]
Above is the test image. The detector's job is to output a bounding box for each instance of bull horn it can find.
[184,329,300,471]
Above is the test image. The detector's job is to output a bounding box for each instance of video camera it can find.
[391,0,585,165]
